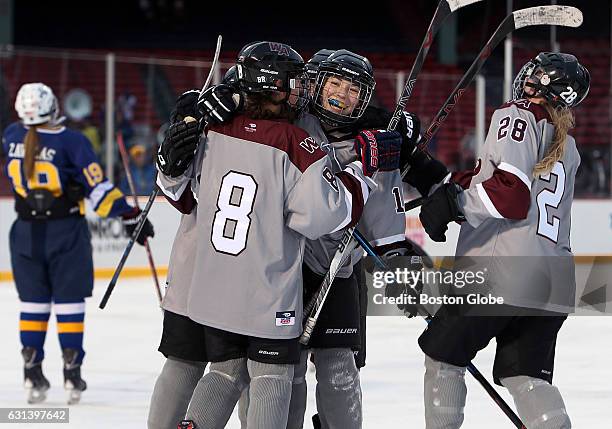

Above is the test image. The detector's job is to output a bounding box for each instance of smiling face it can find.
[320,74,361,116]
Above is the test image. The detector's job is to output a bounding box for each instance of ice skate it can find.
[22,347,50,404]
[63,348,87,405]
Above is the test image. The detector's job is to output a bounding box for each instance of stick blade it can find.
[446,0,484,13]
[513,6,583,30]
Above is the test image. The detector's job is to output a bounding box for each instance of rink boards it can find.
[1,197,611,282]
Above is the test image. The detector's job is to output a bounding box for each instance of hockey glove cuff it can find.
[197,84,242,126]
[354,130,402,177]
[122,207,155,246]
[157,119,200,178]
[169,89,202,124]
[403,150,449,196]
[419,182,464,242]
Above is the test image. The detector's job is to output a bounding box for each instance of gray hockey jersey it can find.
[159,210,198,316]
[297,119,406,278]
[160,114,372,339]
[454,99,580,313]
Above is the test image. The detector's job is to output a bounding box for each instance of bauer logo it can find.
[275,311,295,326]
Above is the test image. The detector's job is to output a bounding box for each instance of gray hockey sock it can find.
[246,359,294,429]
[502,376,571,429]
[314,348,362,429]
[237,387,249,429]
[147,357,207,429]
[185,357,249,429]
[286,350,309,429]
[423,355,467,429]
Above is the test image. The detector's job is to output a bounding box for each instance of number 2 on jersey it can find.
[536,162,566,243]
[211,171,258,256]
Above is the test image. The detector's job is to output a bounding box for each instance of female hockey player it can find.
[184,48,436,429]
[417,52,590,429]
[3,82,154,405]
[152,41,399,429]
[291,49,441,429]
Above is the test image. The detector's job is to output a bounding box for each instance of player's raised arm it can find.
[285,128,401,240]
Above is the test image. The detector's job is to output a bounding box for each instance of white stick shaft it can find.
[201,35,223,93]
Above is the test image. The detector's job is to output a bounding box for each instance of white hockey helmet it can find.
[15,82,59,125]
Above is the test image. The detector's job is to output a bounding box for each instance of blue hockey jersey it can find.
[2,122,131,218]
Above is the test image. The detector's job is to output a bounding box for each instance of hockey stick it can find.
[99,35,223,310]
[99,187,158,309]
[301,0,485,342]
[388,0,485,132]
[116,132,163,304]
[352,232,527,429]
[401,5,583,180]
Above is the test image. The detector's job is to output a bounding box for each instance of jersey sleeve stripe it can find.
[329,182,353,234]
[88,180,114,207]
[498,162,532,190]
[334,169,368,230]
[163,190,196,214]
[95,188,125,217]
[156,174,189,201]
[345,161,370,204]
[479,169,531,220]
[476,183,504,219]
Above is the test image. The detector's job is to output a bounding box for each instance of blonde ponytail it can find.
[533,103,574,177]
[23,125,40,180]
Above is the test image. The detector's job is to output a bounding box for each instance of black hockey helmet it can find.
[222,65,238,85]
[513,52,590,108]
[236,41,309,111]
[305,49,335,84]
[312,49,376,127]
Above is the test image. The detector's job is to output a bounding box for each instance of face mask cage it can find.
[312,70,373,126]
[512,60,538,101]
[287,71,311,112]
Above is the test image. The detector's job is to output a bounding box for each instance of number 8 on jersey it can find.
[211,171,258,256]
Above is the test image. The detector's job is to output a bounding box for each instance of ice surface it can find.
[0,278,610,428]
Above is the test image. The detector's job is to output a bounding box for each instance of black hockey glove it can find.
[419,182,464,242]
[169,89,202,124]
[396,111,421,171]
[157,119,200,177]
[354,130,402,177]
[122,207,155,246]
[379,241,425,318]
[403,150,449,196]
[197,84,242,126]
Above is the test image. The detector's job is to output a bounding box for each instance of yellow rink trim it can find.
[19,320,48,331]
[0,266,168,283]
[57,322,84,333]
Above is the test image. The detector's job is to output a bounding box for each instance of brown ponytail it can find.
[533,103,575,177]
[23,125,39,180]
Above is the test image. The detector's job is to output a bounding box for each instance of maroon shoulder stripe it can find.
[209,115,326,173]
[498,99,550,123]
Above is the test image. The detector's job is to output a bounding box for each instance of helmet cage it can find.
[312,69,374,127]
